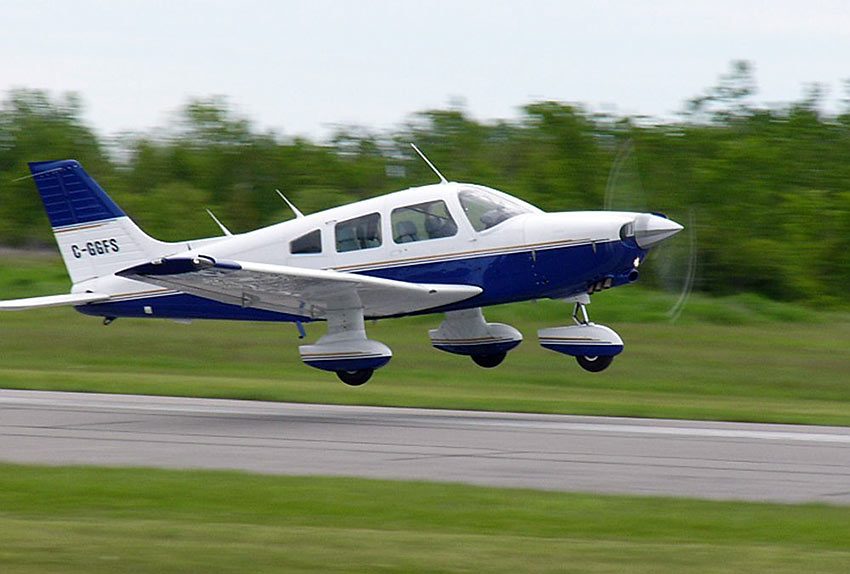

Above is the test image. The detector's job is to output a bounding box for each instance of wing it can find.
[117,256,482,319]
[0,292,110,311]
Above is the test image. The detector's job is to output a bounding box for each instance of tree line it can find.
[2,63,850,305]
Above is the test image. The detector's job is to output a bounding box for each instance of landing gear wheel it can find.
[336,369,374,386]
[471,352,507,368]
[576,355,613,373]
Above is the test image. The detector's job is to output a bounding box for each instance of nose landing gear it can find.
[537,295,623,372]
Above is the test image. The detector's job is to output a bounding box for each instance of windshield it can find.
[458,187,533,231]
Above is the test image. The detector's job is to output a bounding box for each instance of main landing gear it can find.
[429,308,523,368]
[537,295,624,372]
[299,307,391,387]
[471,352,507,368]
[336,369,374,386]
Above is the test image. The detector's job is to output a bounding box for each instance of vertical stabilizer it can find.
[28,160,172,284]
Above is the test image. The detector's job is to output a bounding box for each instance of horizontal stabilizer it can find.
[118,256,482,319]
[0,292,110,311]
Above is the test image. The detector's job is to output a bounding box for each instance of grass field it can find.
[1,464,849,573]
[2,251,849,425]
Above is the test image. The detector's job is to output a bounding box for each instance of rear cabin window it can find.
[290,229,322,254]
[391,200,458,244]
[335,213,382,252]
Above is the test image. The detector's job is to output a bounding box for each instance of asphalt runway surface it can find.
[1,389,849,505]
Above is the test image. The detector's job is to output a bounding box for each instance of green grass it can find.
[0,249,71,298]
[2,251,850,425]
[1,464,849,573]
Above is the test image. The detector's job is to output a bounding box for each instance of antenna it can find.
[410,143,448,184]
[205,209,233,236]
[11,166,63,182]
[276,190,304,218]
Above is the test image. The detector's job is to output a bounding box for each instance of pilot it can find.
[425,214,457,239]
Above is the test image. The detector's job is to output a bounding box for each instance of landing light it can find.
[633,257,641,268]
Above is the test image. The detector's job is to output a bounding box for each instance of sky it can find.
[2,0,849,140]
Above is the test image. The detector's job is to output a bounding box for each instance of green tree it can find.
[0,89,108,245]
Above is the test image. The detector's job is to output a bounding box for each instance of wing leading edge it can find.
[117,256,482,319]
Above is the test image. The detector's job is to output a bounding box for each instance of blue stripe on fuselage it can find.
[76,240,644,322]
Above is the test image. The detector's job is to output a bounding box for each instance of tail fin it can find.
[28,160,171,284]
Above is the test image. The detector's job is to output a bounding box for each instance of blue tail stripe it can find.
[28,160,125,228]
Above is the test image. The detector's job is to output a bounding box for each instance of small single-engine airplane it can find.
[1,146,682,385]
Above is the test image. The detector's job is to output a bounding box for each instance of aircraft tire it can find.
[336,369,374,386]
[576,355,613,372]
[471,352,507,368]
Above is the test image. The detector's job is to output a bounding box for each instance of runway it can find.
[1,389,849,505]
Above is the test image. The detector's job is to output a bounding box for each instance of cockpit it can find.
[458,186,535,231]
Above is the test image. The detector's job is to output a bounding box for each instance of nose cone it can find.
[634,213,684,249]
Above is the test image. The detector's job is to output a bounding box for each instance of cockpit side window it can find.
[290,229,322,254]
[391,200,458,244]
[335,213,382,252]
[458,188,531,231]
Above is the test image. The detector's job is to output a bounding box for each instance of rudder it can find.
[29,160,126,228]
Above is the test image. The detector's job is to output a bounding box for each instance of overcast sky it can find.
[2,0,849,139]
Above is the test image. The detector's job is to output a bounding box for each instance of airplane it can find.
[0,146,683,385]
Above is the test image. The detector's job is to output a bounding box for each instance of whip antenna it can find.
[205,209,232,236]
[410,143,448,184]
[276,189,304,218]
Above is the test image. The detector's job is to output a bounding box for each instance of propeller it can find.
[603,140,697,322]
